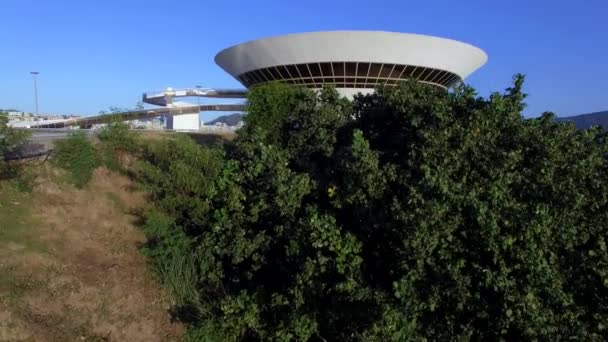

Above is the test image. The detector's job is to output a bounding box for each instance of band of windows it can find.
[236,62,461,89]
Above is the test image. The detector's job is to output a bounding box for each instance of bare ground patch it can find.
[0,166,182,341]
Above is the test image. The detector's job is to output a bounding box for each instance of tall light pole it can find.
[30,71,39,116]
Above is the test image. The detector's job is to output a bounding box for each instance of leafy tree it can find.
[52,132,99,188]
[0,112,30,179]
[97,122,139,171]
[133,78,608,340]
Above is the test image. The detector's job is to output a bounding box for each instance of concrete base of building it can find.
[166,112,200,130]
[333,88,374,99]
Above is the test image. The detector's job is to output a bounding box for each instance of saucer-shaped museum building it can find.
[215,31,487,97]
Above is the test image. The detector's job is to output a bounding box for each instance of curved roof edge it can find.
[215,30,488,81]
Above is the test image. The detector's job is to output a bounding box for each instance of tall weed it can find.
[52,132,99,188]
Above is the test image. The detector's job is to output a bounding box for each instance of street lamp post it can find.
[30,71,39,116]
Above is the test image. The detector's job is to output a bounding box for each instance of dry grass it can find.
[138,130,235,145]
[0,165,182,341]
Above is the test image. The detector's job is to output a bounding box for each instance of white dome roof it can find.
[215,31,487,82]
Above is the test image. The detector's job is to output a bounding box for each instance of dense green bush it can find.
[136,79,608,340]
[97,122,139,171]
[0,112,30,180]
[52,132,99,188]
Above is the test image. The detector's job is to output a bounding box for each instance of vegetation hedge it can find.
[52,132,99,188]
[0,112,30,181]
[97,122,139,171]
[133,77,608,340]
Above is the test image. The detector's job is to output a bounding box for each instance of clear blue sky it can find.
[1,0,606,120]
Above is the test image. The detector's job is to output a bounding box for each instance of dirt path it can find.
[0,167,182,341]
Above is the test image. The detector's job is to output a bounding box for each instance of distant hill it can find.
[207,113,245,126]
[556,111,608,130]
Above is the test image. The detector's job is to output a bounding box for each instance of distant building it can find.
[166,111,200,130]
[215,31,488,98]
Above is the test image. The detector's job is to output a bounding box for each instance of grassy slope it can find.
[0,165,183,341]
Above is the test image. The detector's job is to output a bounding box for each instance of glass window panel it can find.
[250,70,263,82]
[247,72,257,83]
[308,63,322,77]
[429,70,445,83]
[418,68,434,81]
[434,70,447,83]
[368,63,382,78]
[345,77,356,83]
[379,64,393,78]
[332,62,345,76]
[411,67,425,79]
[285,65,299,79]
[264,70,275,81]
[320,62,332,76]
[333,77,345,84]
[390,65,406,78]
[274,66,289,79]
[263,70,274,81]
[345,62,357,76]
[313,78,324,84]
[438,72,454,85]
[357,62,370,77]
[446,75,461,86]
[433,70,448,83]
[401,66,414,78]
[246,71,260,84]
[240,73,250,83]
[365,78,376,86]
[428,69,442,82]
[296,64,310,78]
[261,68,275,81]
[441,74,454,86]
[268,67,281,80]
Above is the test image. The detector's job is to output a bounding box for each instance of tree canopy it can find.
[134,78,608,340]
[0,112,30,179]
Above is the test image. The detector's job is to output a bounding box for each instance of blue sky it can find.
[1,0,606,120]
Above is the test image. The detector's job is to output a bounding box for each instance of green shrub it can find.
[0,112,30,181]
[52,132,99,188]
[136,134,224,231]
[136,79,608,340]
[9,165,36,193]
[97,122,139,171]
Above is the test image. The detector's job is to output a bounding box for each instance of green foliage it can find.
[134,79,608,340]
[52,132,99,188]
[135,134,224,232]
[97,122,139,171]
[140,210,199,304]
[9,166,37,193]
[0,112,30,180]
